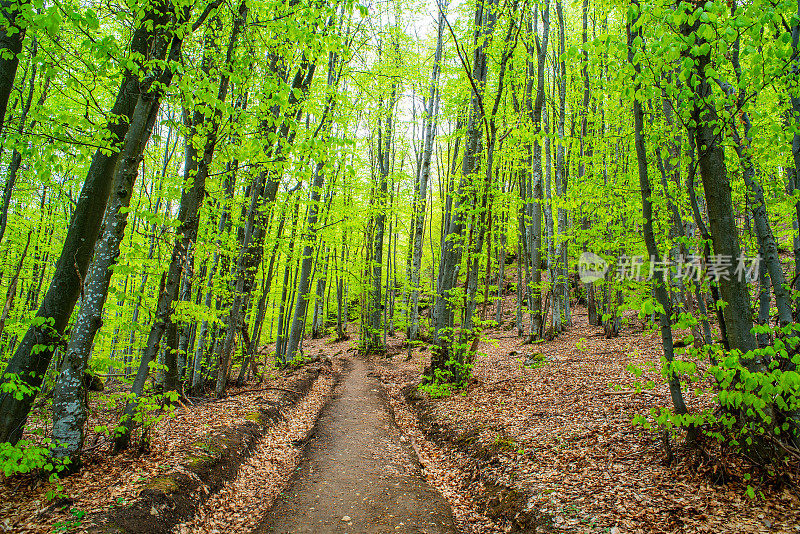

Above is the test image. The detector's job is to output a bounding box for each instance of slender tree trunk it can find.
[0,37,48,246]
[719,32,793,327]
[554,0,569,330]
[0,231,30,337]
[409,2,446,342]
[312,246,329,338]
[494,210,507,325]
[0,5,170,445]
[628,8,689,418]
[368,74,395,353]
[281,52,340,363]
[115,3,245,449]
[682,13,757,357]
[0,0,29,138]
[283,165,328,362]
[789,0,800,315]
[51,33,177,463]
[430,0,498,380]
[215,171,272,396]
[527,4,548,340]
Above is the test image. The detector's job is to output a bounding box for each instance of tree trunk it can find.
[682,14,757,357]
[409,2,446,342]
[430,0,498,381]
[527,5,548,340]
[790,0,800,315]
[0,4,170,445]
[0,37,48,246]
[0,0,29,138]
[283,165,327,362]
[281,53,340,363]
[367,71,395,354]
[554,0,569,330]
[115,3,246,449]
[627,8,689,418]
[312,246,329,338]
[51,35,176,464]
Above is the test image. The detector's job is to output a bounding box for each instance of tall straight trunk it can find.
[627,8,689,418]
[686,137,728,349]
[682,14,757,357]
[215,171,271,396]
[757,241,772,348]
[460,11,517,345]
[544,68,555,333]
[0,232,30,338]
[219,57,317,386]
[167,13,234,396]
[336,241,348,340]
[51,28,179,464]
[494,209,507,324]
[275,203,299,360]
[527,4,548,340]
[431,0,497,380]
[283,165,327,362]
[790,0,800,314]
[516,239,523,336]
[281,52,340,363]
[234,191,294,387]
[115,3,246,449]
[721,27,793,327]
[0,4,169,445]
[554,0,569,330]
[578,0,597,326]
[481,206,493,320]
[409,1,446,341]
[312,246,329,338]
[368,73,395,353]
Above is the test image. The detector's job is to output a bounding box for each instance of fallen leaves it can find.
[174,363,336,534]
[358,301,800,534]
[0,363,326,534]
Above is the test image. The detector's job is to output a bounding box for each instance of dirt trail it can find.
[256,356,455,534]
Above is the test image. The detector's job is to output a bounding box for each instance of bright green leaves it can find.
[32,5,62,37]
[1,372,40,401]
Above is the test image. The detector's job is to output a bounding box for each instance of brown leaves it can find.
[0,366,326,534]
[360,305,800,533]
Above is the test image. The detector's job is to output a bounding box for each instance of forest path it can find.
[255,356,456,534]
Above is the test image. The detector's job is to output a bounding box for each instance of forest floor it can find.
[0,359,338,533]
[319,301,800,534]
[3,300,800,533]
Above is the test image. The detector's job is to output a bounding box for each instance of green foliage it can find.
[418,377,454,398]
[0,372,40,401]
[52,508,85,533]
[0,438,69,477]
[631,323,800,468]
